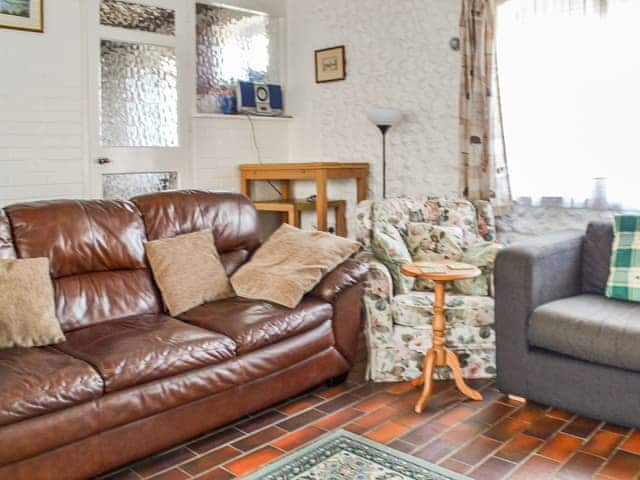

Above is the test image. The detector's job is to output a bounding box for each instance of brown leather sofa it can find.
[0,190,367,480]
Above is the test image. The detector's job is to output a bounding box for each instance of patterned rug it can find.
[243,429,470,480]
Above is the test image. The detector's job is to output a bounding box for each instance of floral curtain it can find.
[459,0,512,215]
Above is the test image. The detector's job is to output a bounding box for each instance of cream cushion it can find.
[0,257,65,349]
[231,224,360,308]
[145,229,234,316]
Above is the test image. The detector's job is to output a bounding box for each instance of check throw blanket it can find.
[606,215,640,302]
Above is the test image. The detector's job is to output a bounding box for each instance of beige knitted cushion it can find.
[0,258,65,349]
[145,229,234,316]
[231,224,360,308]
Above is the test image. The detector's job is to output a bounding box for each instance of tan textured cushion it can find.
[145,230,234,316]
[231,224,360,308]
[0,258,65,349]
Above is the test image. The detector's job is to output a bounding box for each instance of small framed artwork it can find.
[315,46,346,83]
[0,0,43,33]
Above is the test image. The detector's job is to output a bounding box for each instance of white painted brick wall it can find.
[192,114,290,236]
[0,0,86,206]
[193,115,290,200]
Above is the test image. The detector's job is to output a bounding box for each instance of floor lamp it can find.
[367,108,402,199]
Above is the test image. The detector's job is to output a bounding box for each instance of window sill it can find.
[192,113,293,121]
[512,203,631,213]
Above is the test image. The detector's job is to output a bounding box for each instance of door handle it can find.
[97,158,112,165]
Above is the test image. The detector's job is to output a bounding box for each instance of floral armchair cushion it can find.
[371,222,415,295]
[368,199,423,294]
[413,198,481,247]
[406,223,465,262]
[454,241,503,296]
[406,222,465,292]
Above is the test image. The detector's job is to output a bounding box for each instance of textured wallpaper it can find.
[287,0,462,203]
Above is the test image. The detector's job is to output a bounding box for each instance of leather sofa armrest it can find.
[309,258,367,367]
[310,259,368,303]
[495,232,584,395]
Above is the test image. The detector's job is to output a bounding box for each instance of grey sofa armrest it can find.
[495,232,584,395]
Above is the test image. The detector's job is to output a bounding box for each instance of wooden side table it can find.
[401,262,483,413]
[239,162,369,232]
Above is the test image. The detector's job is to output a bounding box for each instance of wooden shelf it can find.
[253,199,347,236]
[192,113,293,121]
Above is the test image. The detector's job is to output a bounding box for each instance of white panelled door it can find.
[86,0,191,198]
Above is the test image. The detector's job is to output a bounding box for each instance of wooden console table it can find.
[239,162,369,232]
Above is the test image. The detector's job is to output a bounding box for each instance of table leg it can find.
[315,172,328,232]
[356,173,368,203]
[336,202,347,237]
[445,350,483,401]
[413,281,482,413]
[280,180,291,223]
[414,350,436,414]
[280,180,291,199]
[287,205,297,227]
[240,174,251,199]
[432,282,447,365]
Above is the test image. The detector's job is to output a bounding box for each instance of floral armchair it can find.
[355,197,500,382]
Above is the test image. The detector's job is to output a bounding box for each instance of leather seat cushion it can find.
[0,322,338,466]
[179,297,333,354]
[529,294,640,371]
[0,347,103,427]
[56,315,236,392]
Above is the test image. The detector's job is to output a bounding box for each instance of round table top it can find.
[401,261,481,281]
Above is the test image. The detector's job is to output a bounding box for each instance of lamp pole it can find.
[377,124,391,199]
[367,108,402,200]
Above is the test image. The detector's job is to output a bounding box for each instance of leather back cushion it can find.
[132,190,260,274]
[0,210,16,259]
[582,221,614,295]
[5,200,161,331]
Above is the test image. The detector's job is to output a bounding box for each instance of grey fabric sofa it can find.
[495,221,640,427]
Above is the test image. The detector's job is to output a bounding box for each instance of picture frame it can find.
[315,45,346,83]
[0,0,43,33]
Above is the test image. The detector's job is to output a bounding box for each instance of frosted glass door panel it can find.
[100,0,176,35]
[100,39,178,147]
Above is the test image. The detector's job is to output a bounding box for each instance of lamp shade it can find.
[367,107,402,127]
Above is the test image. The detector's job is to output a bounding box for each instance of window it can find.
[497,0,640,210]
[196,3,281,113]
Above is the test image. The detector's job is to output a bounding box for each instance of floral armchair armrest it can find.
[354,251,395,347]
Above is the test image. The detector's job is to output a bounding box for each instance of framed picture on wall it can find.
[315,46,346,83]
[0,0,43,33]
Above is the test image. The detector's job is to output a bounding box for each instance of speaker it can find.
[254,83,271,114]
[237,81,283,115]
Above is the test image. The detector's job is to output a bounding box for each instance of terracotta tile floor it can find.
[102,352,640,480]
